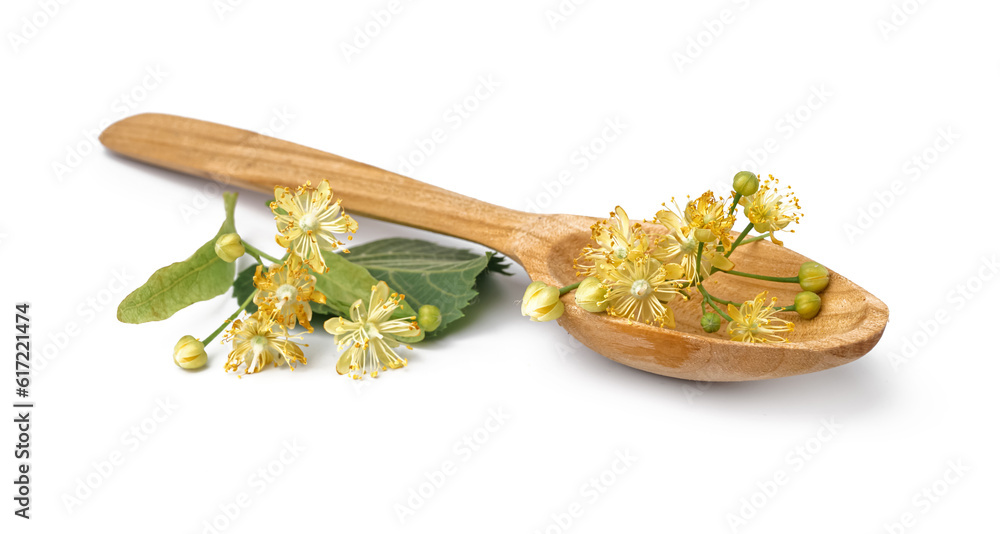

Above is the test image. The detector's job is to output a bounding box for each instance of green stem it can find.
[726,223,755,258]
[698,284,731,321]
[776,305,797,312]
[243,243,282,264]
[203,290,257,344]
[729,193,742,216]
[559,282,582,296]
[683,243,706,289]
[723,270,800,284]
[703,292,741,308]
[739,233,772,245]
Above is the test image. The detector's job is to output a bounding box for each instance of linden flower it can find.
[253,263,327,333]
[602,259,687,328]
[575,206,650,277]
[726,292,795,343]
[738,175,801,246]
[324,281,422,380]
[652,202,734,283]
[223,309,307,374]
[684,191,736,249]
[272,180,358,273]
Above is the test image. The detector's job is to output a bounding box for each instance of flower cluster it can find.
[569,207,686,327]
[175,180,426,379]
[218,181,359,374]
[222,261,327,375]
[523,172,826,344]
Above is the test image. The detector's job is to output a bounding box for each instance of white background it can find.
[3,0,998,532]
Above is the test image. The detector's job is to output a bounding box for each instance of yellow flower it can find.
[738,175,801,246]
[324,281,422,380]
[575,206,651,277]
[603,259,686,327]
[651,201,734,283]
[684,191,736,248]
[223,308,307,374]
[252,263,327,333]
[726,292,795,343]
[272,180,358,273]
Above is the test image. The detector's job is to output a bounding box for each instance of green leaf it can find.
[310,251,406,317]
[117,192,239,323]
[342,238,495,335]
[484,253,513,277]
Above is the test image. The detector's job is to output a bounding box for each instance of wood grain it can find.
[101,113,889,382]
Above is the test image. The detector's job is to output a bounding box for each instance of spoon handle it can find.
[100,113,530,258]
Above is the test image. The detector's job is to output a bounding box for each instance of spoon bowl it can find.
[100,113,889,382]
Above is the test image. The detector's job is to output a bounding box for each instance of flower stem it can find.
[683,243,706,289]
[703,292,741,308]
[203,290,257,344]
[243,243,282,264]
[698,284,731,321]
[776,305,796,312]
[723,270,800,284]
[739,233,772,245]
[726,223,755,258]
[559,282,582,296]
[729,193,743,216]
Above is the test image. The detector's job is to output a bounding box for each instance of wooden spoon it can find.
[100,113,888,382]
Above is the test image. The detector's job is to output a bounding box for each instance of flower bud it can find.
[798,262,830,292]
[521,281,564,322]
[733,171,760,196]
[173,335,207,369]
[794,291,822,319]
[700,312,722,333]
[215,233,245,263]
[417,305,442,332]
[574,277,608,313]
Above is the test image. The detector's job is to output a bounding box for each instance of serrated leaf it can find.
[483,253,513,278]
[117,192,239,323]
[343,238,493,335]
